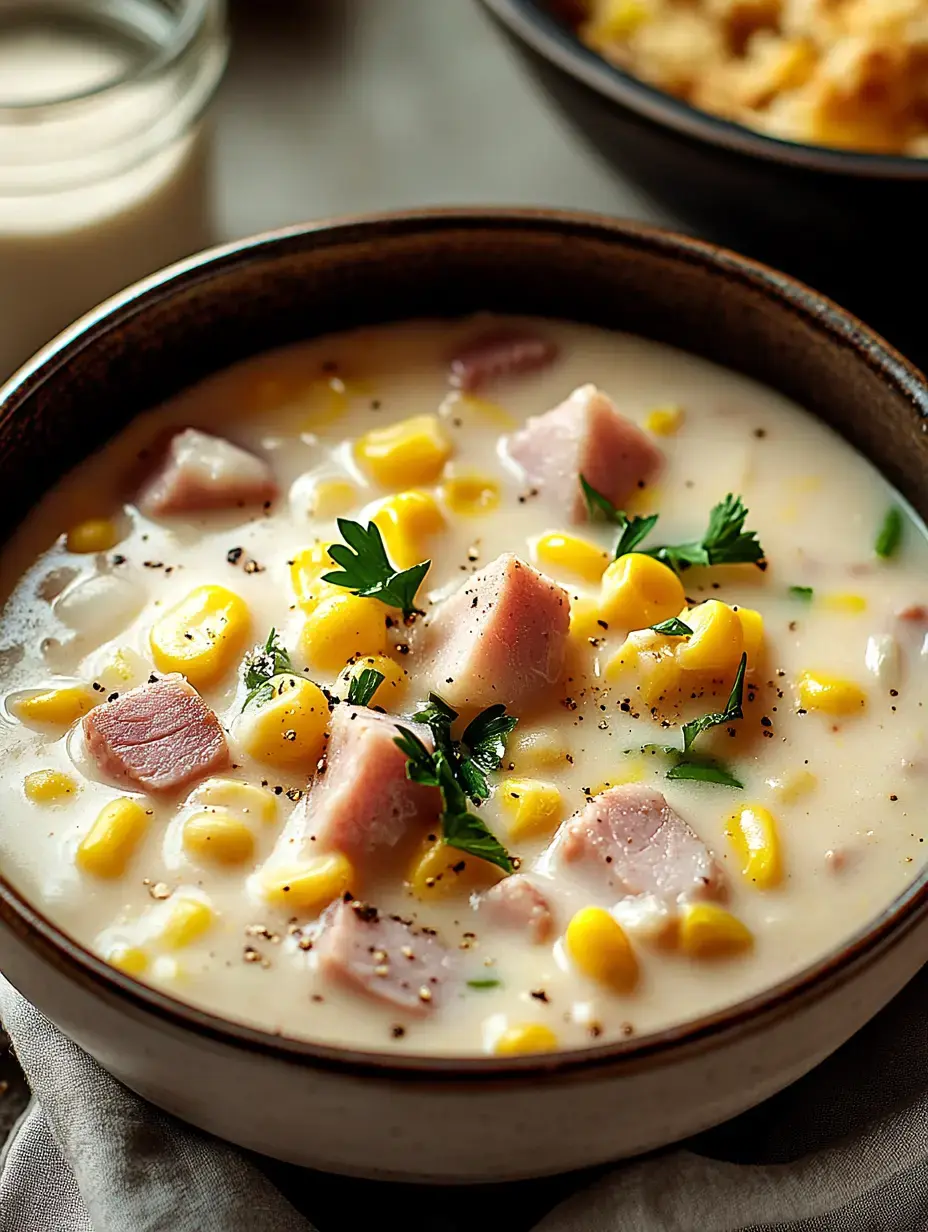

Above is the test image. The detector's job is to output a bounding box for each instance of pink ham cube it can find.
[448,328,557,393]
[138,428,278,517]
[419,553,570,710]
[474,874,554,943]
[507,385,662,523]
[83,674,229,794]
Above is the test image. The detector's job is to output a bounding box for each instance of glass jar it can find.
[0,0,228,378]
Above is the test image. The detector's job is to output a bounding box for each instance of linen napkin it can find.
[1,966,926,1232]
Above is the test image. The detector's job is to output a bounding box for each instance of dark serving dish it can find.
[478,0,928,370]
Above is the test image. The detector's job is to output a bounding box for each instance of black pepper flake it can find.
[391,1025,405,1038]
[760,716,772,728]
[890,794,898,801]
[92,681,104,692]
[226,547,244,565]
[286,787,304,802]
[111,554,126,566]
[530,989,549,1003]
[107,692,119,703]
[148,673,159,684]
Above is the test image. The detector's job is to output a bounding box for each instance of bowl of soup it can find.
[0,209,926,1182]
[477,0,928,368]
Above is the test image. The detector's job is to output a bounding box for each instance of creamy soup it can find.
[0,316,924,1057]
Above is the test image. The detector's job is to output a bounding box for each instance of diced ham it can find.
[507,385,662,523]
[314,898,451,1014]
[474,875,554,943]
[418,553,570,709]
[540,784,724,905]
[83,674,229,794]
[303,704,439,863]
[448,329,557,393]
[137,428,277,517]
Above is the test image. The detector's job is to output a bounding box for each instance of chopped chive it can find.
[789,585,814,602]
[875,507,903,560]
[466,978,501,989]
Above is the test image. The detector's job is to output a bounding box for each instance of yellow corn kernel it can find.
[725,804,782,890]
[96,647,151,691]
[187,778,277,824]
[105,944,149,977]
[644,404,684,436]
[76,797,149,878]
[440,474,501,517]
[261,852,354,914]
[335,654,407,708]
[371,490,445,569]
[493,1023,559,1056]
[624,483,661,516]
[821,592,867,615]
[605,631,681,707]
[583,0,651,45]
[734,606,764,664]
[406,837,502,900]
[677,600,744,674]
[569,597,607,645]
[302,375,372,429]
[236,674,329,770]
[66,517,120,554]
[796,671,866,716]
[535,532,610,584]
[509,729,567,772]
[308,477,358,518]
[354,415,451,488]
[299,592,387,672]
[565,906,639,993]
[499,778,562,842]
[451,392,516,430]
[599,553,685,630]
[150,585,250,689]
[24,769,78,803]
[13,684,97,726]
[183,811,255,866]
[768,769,818,804]
[593,756,645,790]
[290,541,339,613]
[159,897,214,949]
[679,903,753,958]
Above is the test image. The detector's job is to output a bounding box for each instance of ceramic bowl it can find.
[0,210,926,1183]
[478,0,928,371]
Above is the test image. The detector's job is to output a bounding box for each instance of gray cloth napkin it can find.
[1,967,926,1232]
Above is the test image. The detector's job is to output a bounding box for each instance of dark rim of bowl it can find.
[480,0,928,181]
[1,208,927,1082]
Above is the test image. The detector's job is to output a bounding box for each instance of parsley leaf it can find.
[413,693,518,805]
[580,475,623,523]
[667,758,743,788]
[323,518,430,619]
[241,629,293,710]
[346,667,385,707]
[650,617,693,637]
[645,494,764,573]
[875,506,903,559]
[579,476,658,559]
[789,585,814,601]
[681,653,747,753]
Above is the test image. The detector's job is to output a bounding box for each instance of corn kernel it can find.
[371,490,445,569]
[644,404,684,436]
[677,600,744,674]
[493,1023,559,1056]
[499,778,562,842]
[535,532,610,584]
[261,853,354,914]
[24,769,78,803]
[235,674,329,770]
[76,797,149,878]
[569,597,606,644]
[509,729,567,772]
[105,944,149,977]
[66,517,120,554]
[12,684,97,726]
[406,837,502,899]
[187,777,277,824]
[308,477,358,518]
[290,541,339,613]
[335,654,407,708]
[584,0,650,45]
[734,606,764,664]
[605,631,681,706]
[451,392,516,429]
[299,592,387,672]
[821,593,867,615]
[150,585,250,690]
[565,906,639,992]
[599,553,685,630]
[725,804,782,890]
[440,474,501,517]
[768,769,818,804]
[183,811,255,866]
[796,671,866,715]
[159,897,214,949]
[593,756,645,790]
[302,376,372,429]
[96,647,151,692]
[679,903,754,958]
[354,415,451,488]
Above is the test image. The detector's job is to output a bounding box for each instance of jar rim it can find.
[0,0,219,113]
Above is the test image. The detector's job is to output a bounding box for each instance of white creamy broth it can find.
[0,315,925,1057]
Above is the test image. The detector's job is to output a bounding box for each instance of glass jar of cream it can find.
[0,0,228,379]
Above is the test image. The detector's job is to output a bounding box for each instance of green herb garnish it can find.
[667,758,743,788]
[789,586,814,602]
[323,517,430,619]
[875,506,904,560]
[650,617,693,637]
[241,628,293,710]
[346,667,385,707]
[645,494,765,573]
[466,978,501,990]
[681,653,747,753]
[413,693,518,804]
[394,724,513,874]
[580,476,658,558]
